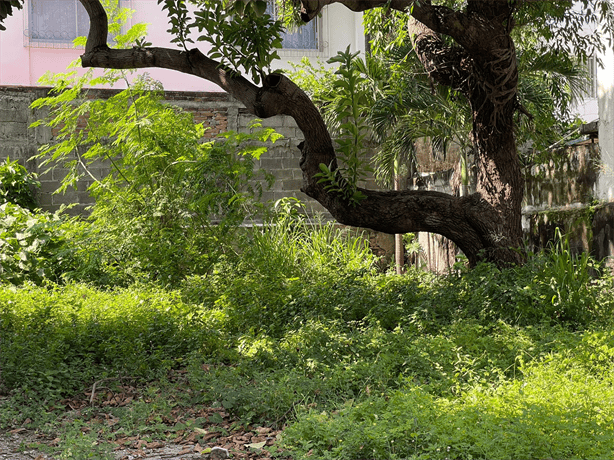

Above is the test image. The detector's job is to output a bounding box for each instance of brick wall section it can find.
[0,85,330,216]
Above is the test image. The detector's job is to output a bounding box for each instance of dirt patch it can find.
[1,426,283,460]
[1,371,287,460]
[0,429,55,460]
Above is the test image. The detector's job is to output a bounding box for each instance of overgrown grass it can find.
[1,211,613,459]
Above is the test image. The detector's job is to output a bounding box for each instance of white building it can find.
[596,44,614,200]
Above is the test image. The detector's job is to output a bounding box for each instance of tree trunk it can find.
[471,103,524,263]
[406,3,524,265]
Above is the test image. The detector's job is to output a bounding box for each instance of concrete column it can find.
[597,41,614,200]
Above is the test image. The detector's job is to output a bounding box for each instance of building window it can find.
[28,0,90,44]
[586,55,598,99]
[266,2,319,50]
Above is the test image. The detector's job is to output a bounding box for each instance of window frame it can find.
[25,0,130,49]
[266,1,326,57]
[586,55,598,99]
[25,0,91,48]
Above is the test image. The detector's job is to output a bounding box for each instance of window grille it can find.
[266,2,319,50]
[26,0,127,48]
[28,0,90,44]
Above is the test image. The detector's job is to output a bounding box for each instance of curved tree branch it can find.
[76,0,520,265]
[407,16,471,95]
[81,46,262,112]
[79,0,109,53]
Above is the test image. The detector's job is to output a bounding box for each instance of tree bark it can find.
[77,0,525,266]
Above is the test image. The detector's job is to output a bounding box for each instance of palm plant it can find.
[364,31,591,190]
[515,47,590,157]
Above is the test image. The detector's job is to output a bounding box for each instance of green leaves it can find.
[306,47,374,205]
[32,66,281,285]
[0,203,76,285]
[515,0,614,65]
[160,0,194,49]
[315,163,366,207]
[159,0,283,85]
[0,157,40,211]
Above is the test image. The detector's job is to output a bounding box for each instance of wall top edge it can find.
[0,85,234,102]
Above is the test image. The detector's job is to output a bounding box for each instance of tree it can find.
[15,0,614,266]
[291,27,590,271]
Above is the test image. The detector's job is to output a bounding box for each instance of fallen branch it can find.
[90,376,138,405]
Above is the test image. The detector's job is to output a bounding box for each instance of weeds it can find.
[4,86,613,458]
[2,236,612,459]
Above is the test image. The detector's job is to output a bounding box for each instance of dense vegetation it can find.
[1,154,614,458]
[1,18,613,453]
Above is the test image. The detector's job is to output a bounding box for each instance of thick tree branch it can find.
[79,0,108,53]
[81,45,263,112]
[299,0,409,21]
[311,184,508,264]
[300,0,513,53]
[407,16,471,95]
[77,0,521,265]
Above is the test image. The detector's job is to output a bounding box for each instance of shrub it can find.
[32,71,279,285]
[282,359,614,460]
[0,157,40,211]
[0,203,80,285]
[0,283,224,401]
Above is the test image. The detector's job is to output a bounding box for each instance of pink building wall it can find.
[0,1,364,92]
[0,1,220,91]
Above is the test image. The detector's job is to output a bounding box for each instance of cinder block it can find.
[0,109,29,123]
[259,191,275,203]
[78,191,95,204]
[282,117,298,128]
[253,115,284,129]
[38,193,53,207]
[52,192,79,206]
[259,158,282,170]
[52,167,72,182]
[39,181,59,194]
[281,179,303,192]
[276,169,295,180]
[0,122,28,139]
[272,180,284,192]
[281,158,301,170]
[266,146,290,158]
[274,127,298,139]
[0,144,26,161]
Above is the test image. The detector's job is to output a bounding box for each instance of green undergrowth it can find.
[1,205,614,459]
[1,241,614,459]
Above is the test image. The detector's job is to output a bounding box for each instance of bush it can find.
[32,72,279,285]
[0,203,82,285]
[0,283,224,401]
[0,157,40,211]
[282,352,614,460]
[180,199,378,336]
[1,222,613,459]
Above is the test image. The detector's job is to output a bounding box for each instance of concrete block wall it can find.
[0,85,332,217]
[524,142,599,210]
[0,86,59,211]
